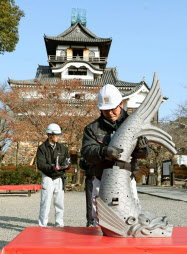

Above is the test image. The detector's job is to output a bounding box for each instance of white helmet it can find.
[46,123,62,135]
[97,84,122,110]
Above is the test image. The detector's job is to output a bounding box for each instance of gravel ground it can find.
[0,191,187,250]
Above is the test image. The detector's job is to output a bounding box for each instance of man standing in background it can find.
[37,123,71,227]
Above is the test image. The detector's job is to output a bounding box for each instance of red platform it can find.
[0,185,41,191]
[0,185,41,197]
[1,227,187,254]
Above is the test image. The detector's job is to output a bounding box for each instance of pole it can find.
[170,157,175,186]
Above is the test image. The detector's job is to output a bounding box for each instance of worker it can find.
[37,123,71,227]
[81,84,150,226]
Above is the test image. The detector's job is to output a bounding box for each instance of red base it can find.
[1,227,187,254]
[0,185,41,191]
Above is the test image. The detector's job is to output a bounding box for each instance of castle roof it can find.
[44,22,112,42]
[44,23,112,56]
[8,66,149,97]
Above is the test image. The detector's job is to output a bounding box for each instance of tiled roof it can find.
[57,23,99,38]
[8,78,37,86]
[44,37,112,43]
[35,65,54,79]
[44,23,112,43]
[8,66,148,96]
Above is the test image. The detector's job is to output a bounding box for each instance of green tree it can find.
[0,0,25,54]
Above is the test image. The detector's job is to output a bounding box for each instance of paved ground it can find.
[0,185,187,251]
[137,184,187,202]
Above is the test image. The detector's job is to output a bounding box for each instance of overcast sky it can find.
[0,0,186,119]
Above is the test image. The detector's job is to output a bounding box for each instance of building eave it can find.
[51,60,103,72]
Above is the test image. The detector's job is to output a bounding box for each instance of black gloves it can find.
[137,136,148,149]
[101,146,124,160]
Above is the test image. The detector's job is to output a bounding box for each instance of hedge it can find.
[0,166,73,185]
[0,167,42,185]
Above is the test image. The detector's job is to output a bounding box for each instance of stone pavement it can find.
[137,184,187,202]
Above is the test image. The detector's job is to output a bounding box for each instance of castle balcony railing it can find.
[48,55,107,64]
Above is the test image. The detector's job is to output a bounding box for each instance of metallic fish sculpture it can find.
[96,72,177,237]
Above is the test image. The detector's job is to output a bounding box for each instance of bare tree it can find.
[143,99,187,185]
[0,80,101,181]
[0,84,15,168]
[160,100,187,155]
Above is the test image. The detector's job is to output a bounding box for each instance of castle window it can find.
[74,93,85,100]
[48,92,58,99]
[73,49,83,59]
[89,51,95,57]
[68,67,87,76]
[60,50,66,57]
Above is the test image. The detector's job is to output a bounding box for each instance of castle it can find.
[4,8,163,166]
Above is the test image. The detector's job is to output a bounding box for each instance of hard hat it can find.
[97,84,122,110]
[46,123,62,135]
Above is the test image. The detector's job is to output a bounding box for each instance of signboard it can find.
[162,160,171,176]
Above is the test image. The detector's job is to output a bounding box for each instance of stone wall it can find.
[2,141,39,166]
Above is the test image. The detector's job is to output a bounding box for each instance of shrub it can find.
[65,173,72,183]
[0,171,26,185]
[8,163,14,166]
[176,174,184,179]
[0,167,42,185]
[138,161,146,166]
[180,164,187,168]
[18,166,42,184]
[174,164,179,167]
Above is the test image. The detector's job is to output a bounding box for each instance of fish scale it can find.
[99,168,141,219]
[110,116,143,162]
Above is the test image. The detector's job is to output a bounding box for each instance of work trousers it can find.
[85,176,94,225]
[39,173,64,227]
[92,177,101,227]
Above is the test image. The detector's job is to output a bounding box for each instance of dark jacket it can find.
[81,109,149,179]
[37,139,70,180]
[79,158,93,178]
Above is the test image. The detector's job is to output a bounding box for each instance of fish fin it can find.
[136,124,174,144]
[136,125,177,154]
[135,73,163,123]
[96,197,127,235]
[136,72,159,113]
[146,136,176,154]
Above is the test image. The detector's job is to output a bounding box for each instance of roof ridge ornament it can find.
[142,76,146,83]
[71,8,86,27]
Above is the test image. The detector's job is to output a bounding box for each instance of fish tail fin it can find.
[136,124,177,154]
[136,73,163,123]
[96,197,127,236]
